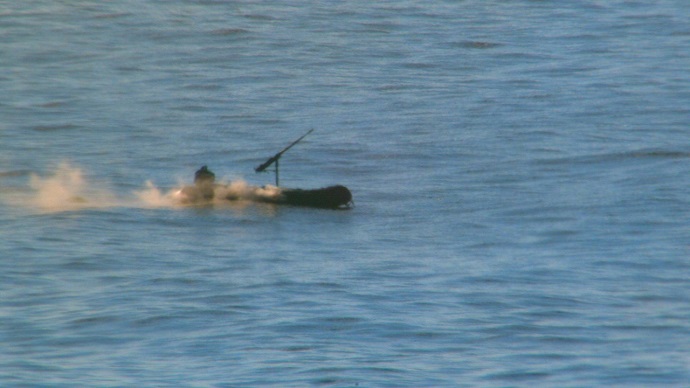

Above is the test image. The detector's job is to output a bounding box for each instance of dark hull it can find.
[278,185,352,209]
[177,183,352,209]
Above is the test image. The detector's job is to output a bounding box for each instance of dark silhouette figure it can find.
[194,165,215,184]
[194,165,215,200]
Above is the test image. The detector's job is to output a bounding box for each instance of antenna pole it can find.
[255,129,314,186]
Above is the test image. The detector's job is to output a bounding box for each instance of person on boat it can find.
[194,165,215,200]
[194,165,215,184]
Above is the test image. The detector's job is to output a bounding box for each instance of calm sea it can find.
[1,1,689,386]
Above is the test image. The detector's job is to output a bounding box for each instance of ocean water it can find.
[1,1,689,386]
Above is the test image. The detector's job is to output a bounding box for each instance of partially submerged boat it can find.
[175,166,352,209]
[176,130,353,209]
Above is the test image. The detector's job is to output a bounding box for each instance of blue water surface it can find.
[1,1,689,386]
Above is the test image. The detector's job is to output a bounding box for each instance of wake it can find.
[3,162,279,213]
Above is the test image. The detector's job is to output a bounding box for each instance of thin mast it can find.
[255,129,314,186]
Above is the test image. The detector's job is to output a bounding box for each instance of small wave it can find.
[623,149,690,159]
[537,148,690,166]
[32,124,80,132]
[485,370,552,382]
[0,170,31,178]
[92,12,130,20]
[37,101,68,108]
[452,40,502,49]
[211,28,249,36]
[402,62,436,70]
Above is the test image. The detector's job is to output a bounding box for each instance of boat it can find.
[176,130,353,209]
[175,166,352,209]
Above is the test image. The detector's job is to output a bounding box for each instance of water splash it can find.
[25,162,122,212]
[135,180,179,208]
[3,162,283,213]
[171,180,283,206]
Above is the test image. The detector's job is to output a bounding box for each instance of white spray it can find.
[3,162,283,213]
